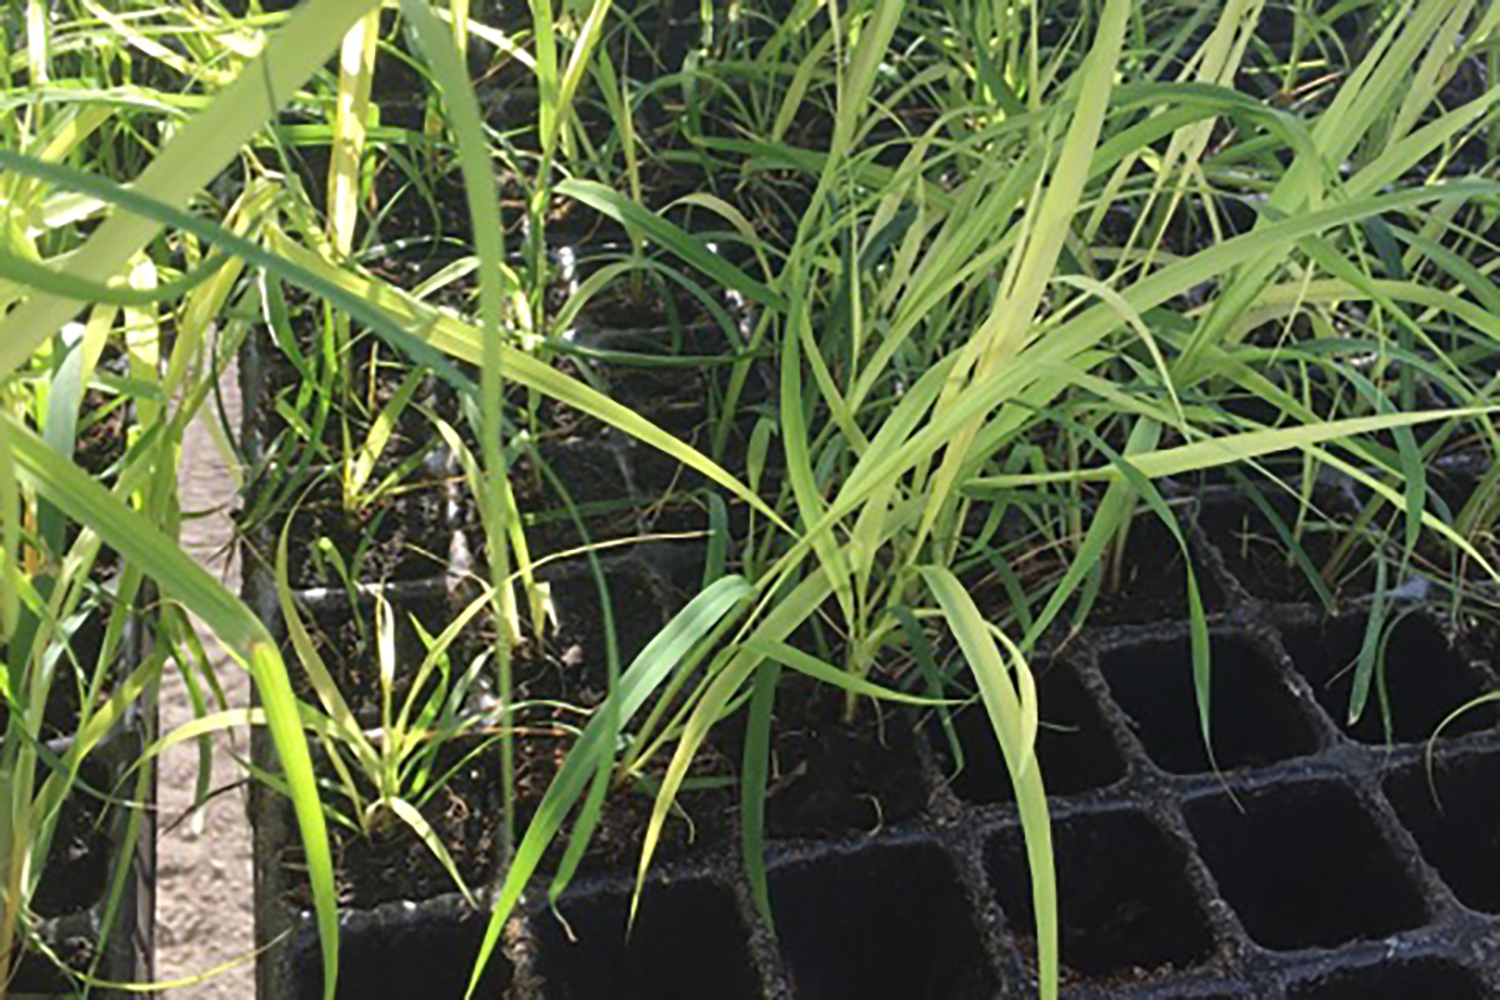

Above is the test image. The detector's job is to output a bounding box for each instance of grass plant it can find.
[3,0,1500,998]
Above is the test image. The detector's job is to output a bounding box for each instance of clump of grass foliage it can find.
[3,0,1500,998]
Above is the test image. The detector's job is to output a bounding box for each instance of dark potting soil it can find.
[289,903,515,1000]
[955,531,1073,629]
[505,561,740,873]
[4,932,100,994]
[1196,490,1377,604]
[1384,752,1500,915]
[566,274,728,335]
[757,680,928,839]
[1099,631,1323,774]
[275,572,712,911]
[279,479,457,590]
[288,594,460,726]
[67,343,131,478]
[511,558,672,692]
[0,603,130,743]
[74,387,128,481]
[365,162,478,253]
[499,439,642,560]
[602,364,719,442]
[770,841,1000,1000]
[410,351,631,462]
[954,502,1222,632]
[1086,515,1226,626]
[508,573,737,873]
[30,759,115,919]
[1184,781,1429,952]
[929,657,1127,804]
[624,408,774,555]
[1253,0,1369,49]
[255,323,449,461]
[58,347,133,581]
[535,877,762,1000]
[1093,196,1258,266]
[1286,958,1491,1000]
[579,321,771,445]
[277,549,737,913]
[509,719,740,879]
[1410,464,1500,579]
[282,740,503,910]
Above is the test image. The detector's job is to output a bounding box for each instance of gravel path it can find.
[157,366,255,997]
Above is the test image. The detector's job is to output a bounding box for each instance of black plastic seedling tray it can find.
[238,306,760,999]
[13,679,155,999]
[240,278,1500,998]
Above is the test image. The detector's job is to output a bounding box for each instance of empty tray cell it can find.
[513,440,639,556]
[1384,752,1500,912]
[1280,613,1496,744]
[986,810,1214,980]
[1100,633,1319,774]
[1185,782,1427,951]
[1089,514,1225,625]
[6,951,79,996]
[519,559,669,697]
[1198,491,1372,604]
[931,661,1125,803]
[292,910,512,1000]
[1428,464,1482,520]
[1287,958,1488,1000]
[536,879,762,1000]
[770,842,999,1000]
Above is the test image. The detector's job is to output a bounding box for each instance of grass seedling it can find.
[275,519,498,904]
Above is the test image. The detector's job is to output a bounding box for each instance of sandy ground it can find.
[156,367,255,997]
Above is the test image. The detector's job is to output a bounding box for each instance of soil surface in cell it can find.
[1384,751,1500,913]
[280,739,503,909]
[1100,632,1321,774]
[760,679,928,839]
[1281,613,1495,744]
[1087,515,1226,626]
[278,481,456,590]
[1197,493,1374,604]
[930,659,1125,803]
[506,561,737,874]
[31,760,115,918]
